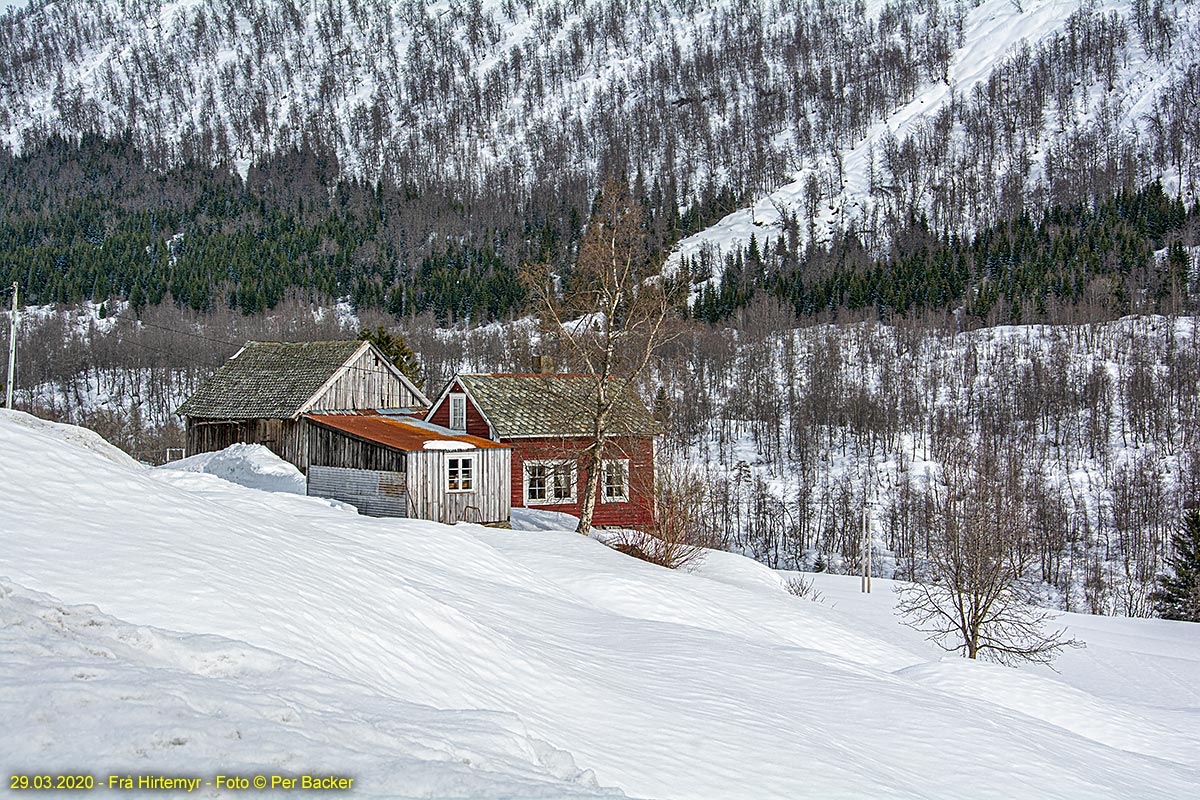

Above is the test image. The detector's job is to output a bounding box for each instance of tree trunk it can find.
[576,438,606,535]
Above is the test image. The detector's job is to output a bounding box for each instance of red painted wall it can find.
[429,384,657,528]
[428,381,493,439]
[506,435,656,529]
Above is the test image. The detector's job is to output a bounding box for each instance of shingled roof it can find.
[452,374,662,439]
[177,340,368,420]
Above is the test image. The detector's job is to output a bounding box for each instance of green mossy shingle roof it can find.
[457,374,662,438]
[177,340,365,419]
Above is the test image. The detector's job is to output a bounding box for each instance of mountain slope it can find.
[2,0,1195,249]
[2,409,1199,798]
[671,0,1200,277]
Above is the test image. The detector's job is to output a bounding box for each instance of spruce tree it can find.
[1150,509,1200,622]
[357,326,424,388]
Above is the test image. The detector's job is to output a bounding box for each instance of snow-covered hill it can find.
[671,0,1200,278]
[1,0,1195,259]
[2,409,1199,797]
[1,581,616,798]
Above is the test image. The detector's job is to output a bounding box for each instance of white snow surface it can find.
[510,507,582,532]
[162,443,307,495]
[0,581,615,799]
[3,409,1200,798]
[422,440,475,451]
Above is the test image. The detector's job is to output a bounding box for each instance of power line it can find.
[125,316,243,348]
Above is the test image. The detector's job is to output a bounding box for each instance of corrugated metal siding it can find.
[307,465,409,518]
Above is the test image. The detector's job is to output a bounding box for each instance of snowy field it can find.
[2,409,1199,798]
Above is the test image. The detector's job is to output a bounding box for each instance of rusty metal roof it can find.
[306,413,508,452]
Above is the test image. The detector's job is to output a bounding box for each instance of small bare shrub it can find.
[606,459,721,569]
[784,575,825,603]
[609,529,709,571]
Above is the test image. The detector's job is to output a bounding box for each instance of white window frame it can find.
[448,393,468,432]
[524,459,576,505]
[446,455,475,493]
[600,458,630,504]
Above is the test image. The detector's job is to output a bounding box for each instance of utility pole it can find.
[861,502,872,594]
[5,281,16,410]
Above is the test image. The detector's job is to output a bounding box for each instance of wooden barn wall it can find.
[406,447,511,525]
[311,348,422,411]
[185,418,308,472]
[307,424,406,473]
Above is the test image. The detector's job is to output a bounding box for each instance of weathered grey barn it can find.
[177,340,429,472]
[305,413,511,524]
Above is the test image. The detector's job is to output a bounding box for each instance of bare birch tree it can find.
[524,179,677,535]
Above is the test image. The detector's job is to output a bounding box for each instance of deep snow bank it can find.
[163,443,306,495]
[0,580,613,798]
[2,410,1198,799]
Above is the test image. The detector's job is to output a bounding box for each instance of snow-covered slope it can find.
[0,581,614,798]
[3,0,1194,250]
[2,410,1199,798]
[670,0,1200,276]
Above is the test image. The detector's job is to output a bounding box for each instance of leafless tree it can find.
[896,446,1082,665]
[610,457,720,570]
[524,178,678,535]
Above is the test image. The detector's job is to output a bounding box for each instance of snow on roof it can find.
[421,440,474,451]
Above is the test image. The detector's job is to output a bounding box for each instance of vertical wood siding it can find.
[185,418,308,472]
[184,349,421,474]
[306,423,406,472]
[311,348,423,411]
[406,447,511,525]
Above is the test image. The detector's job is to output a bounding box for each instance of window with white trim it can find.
[601,459,630,503]
[449,393,467,431]
[447,456,474,492]
[524,460,576,505]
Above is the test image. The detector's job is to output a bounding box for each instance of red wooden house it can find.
[425,373,662,528]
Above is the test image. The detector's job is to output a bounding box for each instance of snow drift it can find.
[2,409,1199,798]
[166,443,307,495]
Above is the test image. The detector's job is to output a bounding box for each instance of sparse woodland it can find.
[4,297,1198,619]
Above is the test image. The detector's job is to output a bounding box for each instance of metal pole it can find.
[861,504,868,593]
[5,282,16,410]
[866,507,872,594]
[861,502,872,594]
